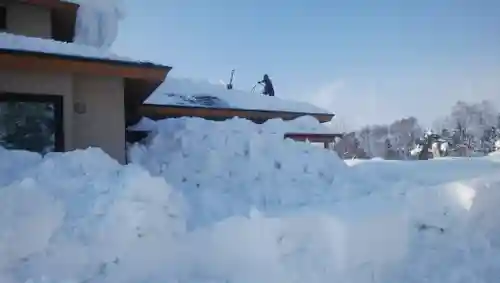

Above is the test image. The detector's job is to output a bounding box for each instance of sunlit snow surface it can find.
[146,77,330,114]
[2,118,500,283]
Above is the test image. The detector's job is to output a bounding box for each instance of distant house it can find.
[0,0,171,163]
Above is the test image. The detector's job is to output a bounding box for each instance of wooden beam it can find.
[140,104,335,124]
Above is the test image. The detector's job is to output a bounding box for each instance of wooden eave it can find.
[139,104,335,124]
[19,0,79,11]
[0,49,171,81]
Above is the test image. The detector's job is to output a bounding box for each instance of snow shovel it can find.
[226,69,235,90]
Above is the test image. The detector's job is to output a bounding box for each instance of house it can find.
[0,0,171,164]
[0,0,339,162]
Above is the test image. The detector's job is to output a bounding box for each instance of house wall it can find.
[0,70,127,164]
[2,2,52,38]
[73,75,126,164]
[0,70,74,148]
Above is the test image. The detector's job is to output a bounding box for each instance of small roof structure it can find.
[284,132,344,142]
[140,103,335,124]
[284,132,344,149]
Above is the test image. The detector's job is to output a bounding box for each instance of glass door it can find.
[0,93,64,154]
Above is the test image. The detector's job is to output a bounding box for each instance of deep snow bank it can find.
[0,146,409,283]
[145,77,329,114]
[129,116,351,227]
[2,118,500,282]
[0,148,185,283]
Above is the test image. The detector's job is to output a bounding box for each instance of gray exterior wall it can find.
[2,2,52,38]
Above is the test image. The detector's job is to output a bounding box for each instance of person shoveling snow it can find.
[256,74,275,96]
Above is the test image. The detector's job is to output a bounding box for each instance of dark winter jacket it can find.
[259,75,275,96]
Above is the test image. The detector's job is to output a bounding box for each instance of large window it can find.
[0,6,6,31]
[0,93,64,154]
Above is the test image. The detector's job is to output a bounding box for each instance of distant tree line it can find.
[333,100,500,160]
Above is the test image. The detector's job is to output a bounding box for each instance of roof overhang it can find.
[139,104,335,124]
[19,0,79,10]
[0,48,172,104]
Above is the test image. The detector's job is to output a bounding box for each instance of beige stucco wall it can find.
[0,70,127,164]
[3,2,52,39]
[73,75,126,164]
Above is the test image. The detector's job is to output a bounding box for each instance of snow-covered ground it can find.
[146,77,330,114]
[1,118,500,283]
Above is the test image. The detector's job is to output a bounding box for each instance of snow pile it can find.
[146,77,329,114]
[66,0,126,49]
[129,116,353,227]
[0,148,185,283]
[384,175,500,283]
[0,147,42,187]
[2,118,500,282]
[126,117,157,132]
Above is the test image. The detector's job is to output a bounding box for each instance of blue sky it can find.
[113,0,500,129]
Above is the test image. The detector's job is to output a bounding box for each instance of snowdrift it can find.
[1,118,500,282]
[145,77,329,114]
[0,148,185,283]
[129,116,354,227]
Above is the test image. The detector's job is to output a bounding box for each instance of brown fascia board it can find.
[140,104,335,124]
[0,48,172,81]
[19,0,79,10]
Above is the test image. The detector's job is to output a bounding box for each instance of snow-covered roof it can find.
[0,32,154,65]
[146,77,331,114]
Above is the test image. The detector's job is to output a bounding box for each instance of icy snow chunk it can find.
[68,0,126,49]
